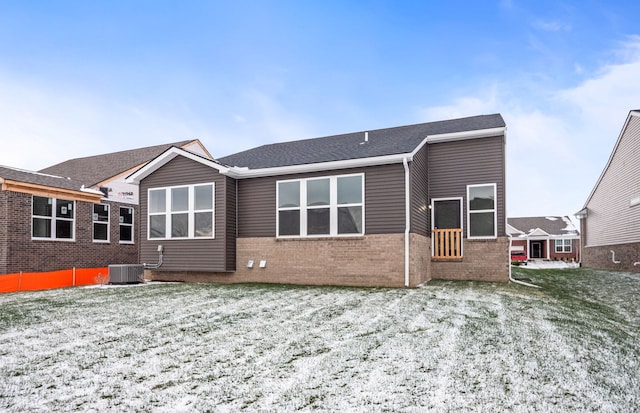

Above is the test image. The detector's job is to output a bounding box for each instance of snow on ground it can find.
[0,268,638,412]
[521,260,580,269]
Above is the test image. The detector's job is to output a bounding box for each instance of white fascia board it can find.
[426,127,506,143]
[506,223,525,236]
[80,185,105,195]
[528,228,550,237]
[225,152,412,179]
[126,147,229,184]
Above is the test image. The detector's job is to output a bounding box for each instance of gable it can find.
[581,110,640,246]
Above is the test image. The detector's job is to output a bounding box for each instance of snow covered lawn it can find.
[1,268,638,412]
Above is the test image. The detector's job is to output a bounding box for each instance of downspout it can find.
[508,234,539,288]
[403,157,410,287]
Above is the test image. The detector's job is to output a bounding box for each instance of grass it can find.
[0,267,638,412]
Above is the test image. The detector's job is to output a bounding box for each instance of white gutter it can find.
[226,152,414,179]
[426,127,506,143]
[508,233,540,288]
[403,157,410,287]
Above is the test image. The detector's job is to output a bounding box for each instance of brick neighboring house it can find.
[127,114,510,287]
[576,109,640,272]
[507,216,580,263]
[0,140,210,275]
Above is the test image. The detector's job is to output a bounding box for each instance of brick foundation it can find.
[147,234,407,287]
[582,242,640,273]
[429,237,510,282]
[146,233,509,287]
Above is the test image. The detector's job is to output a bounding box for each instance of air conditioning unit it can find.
[108,264,145,284]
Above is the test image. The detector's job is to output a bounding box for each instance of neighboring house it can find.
[127,114,510,288]
[507,216,580,263]
[0,140,211,275]
[576,109,640,272]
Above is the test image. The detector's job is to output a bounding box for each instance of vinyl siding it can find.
[237,164,406,238]
[139,156,233,272]
[427,135,506,236]
[585,115,640,246]
[410,144,429,236]
[225,176,237,270]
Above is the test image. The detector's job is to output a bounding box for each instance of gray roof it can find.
[508,216,579,237]
[218,114,505,169]
[40,140,195,186]
[0,165,89,193]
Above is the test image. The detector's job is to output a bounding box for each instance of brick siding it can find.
[581,242,640,273]
[147,234,407,287]
[146,233,509,287]
[0,191,138,274]
[430,237,510,282]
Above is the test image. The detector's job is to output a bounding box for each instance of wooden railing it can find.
[432,228,463,260]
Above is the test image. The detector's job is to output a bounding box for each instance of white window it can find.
[467,183,497,239]
[277,173,364,237]
[32,196,75,241]
[148,183,214,240]
[555,239,572,253]
[119,207,134,244]
[93,204,110,242]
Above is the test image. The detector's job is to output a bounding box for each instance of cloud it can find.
[0,72,212,170]
[532,20,572,32]
[414,37,640,217]
[557,39,640,136]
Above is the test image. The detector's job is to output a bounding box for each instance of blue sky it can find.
[1,1,639,218]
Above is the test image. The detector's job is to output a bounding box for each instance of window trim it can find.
[555,239,572,253]
[119,206,135,244]
[147,183,215,240]
[466,183,498,239]
[276,173,365,238]
[31,196,76,241]
[92,203,110,243]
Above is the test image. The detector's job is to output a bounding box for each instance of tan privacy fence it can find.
[0,267,109,293]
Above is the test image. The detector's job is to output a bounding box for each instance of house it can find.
[126,114,510,287]
[507,216,580,263]
[0,140,211,275]
[576,110,640,272]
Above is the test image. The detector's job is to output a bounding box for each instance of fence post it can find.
[18,271,22,292]
[73,267,76,287]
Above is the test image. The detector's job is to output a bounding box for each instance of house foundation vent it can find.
[108,264,145,284]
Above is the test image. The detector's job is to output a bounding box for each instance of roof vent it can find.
[360,131,369,145]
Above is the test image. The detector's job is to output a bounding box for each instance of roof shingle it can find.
[218,114,505,169]
[39,140,195,186]
[508,216,579,237]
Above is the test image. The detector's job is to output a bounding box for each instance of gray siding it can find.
[585,115,640,246]
[237,164,406,238]
[427,135,506,236]
[139,156,234,272]
[410,144,429,236]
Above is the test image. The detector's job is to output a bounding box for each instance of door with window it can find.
[432,198,463,259]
